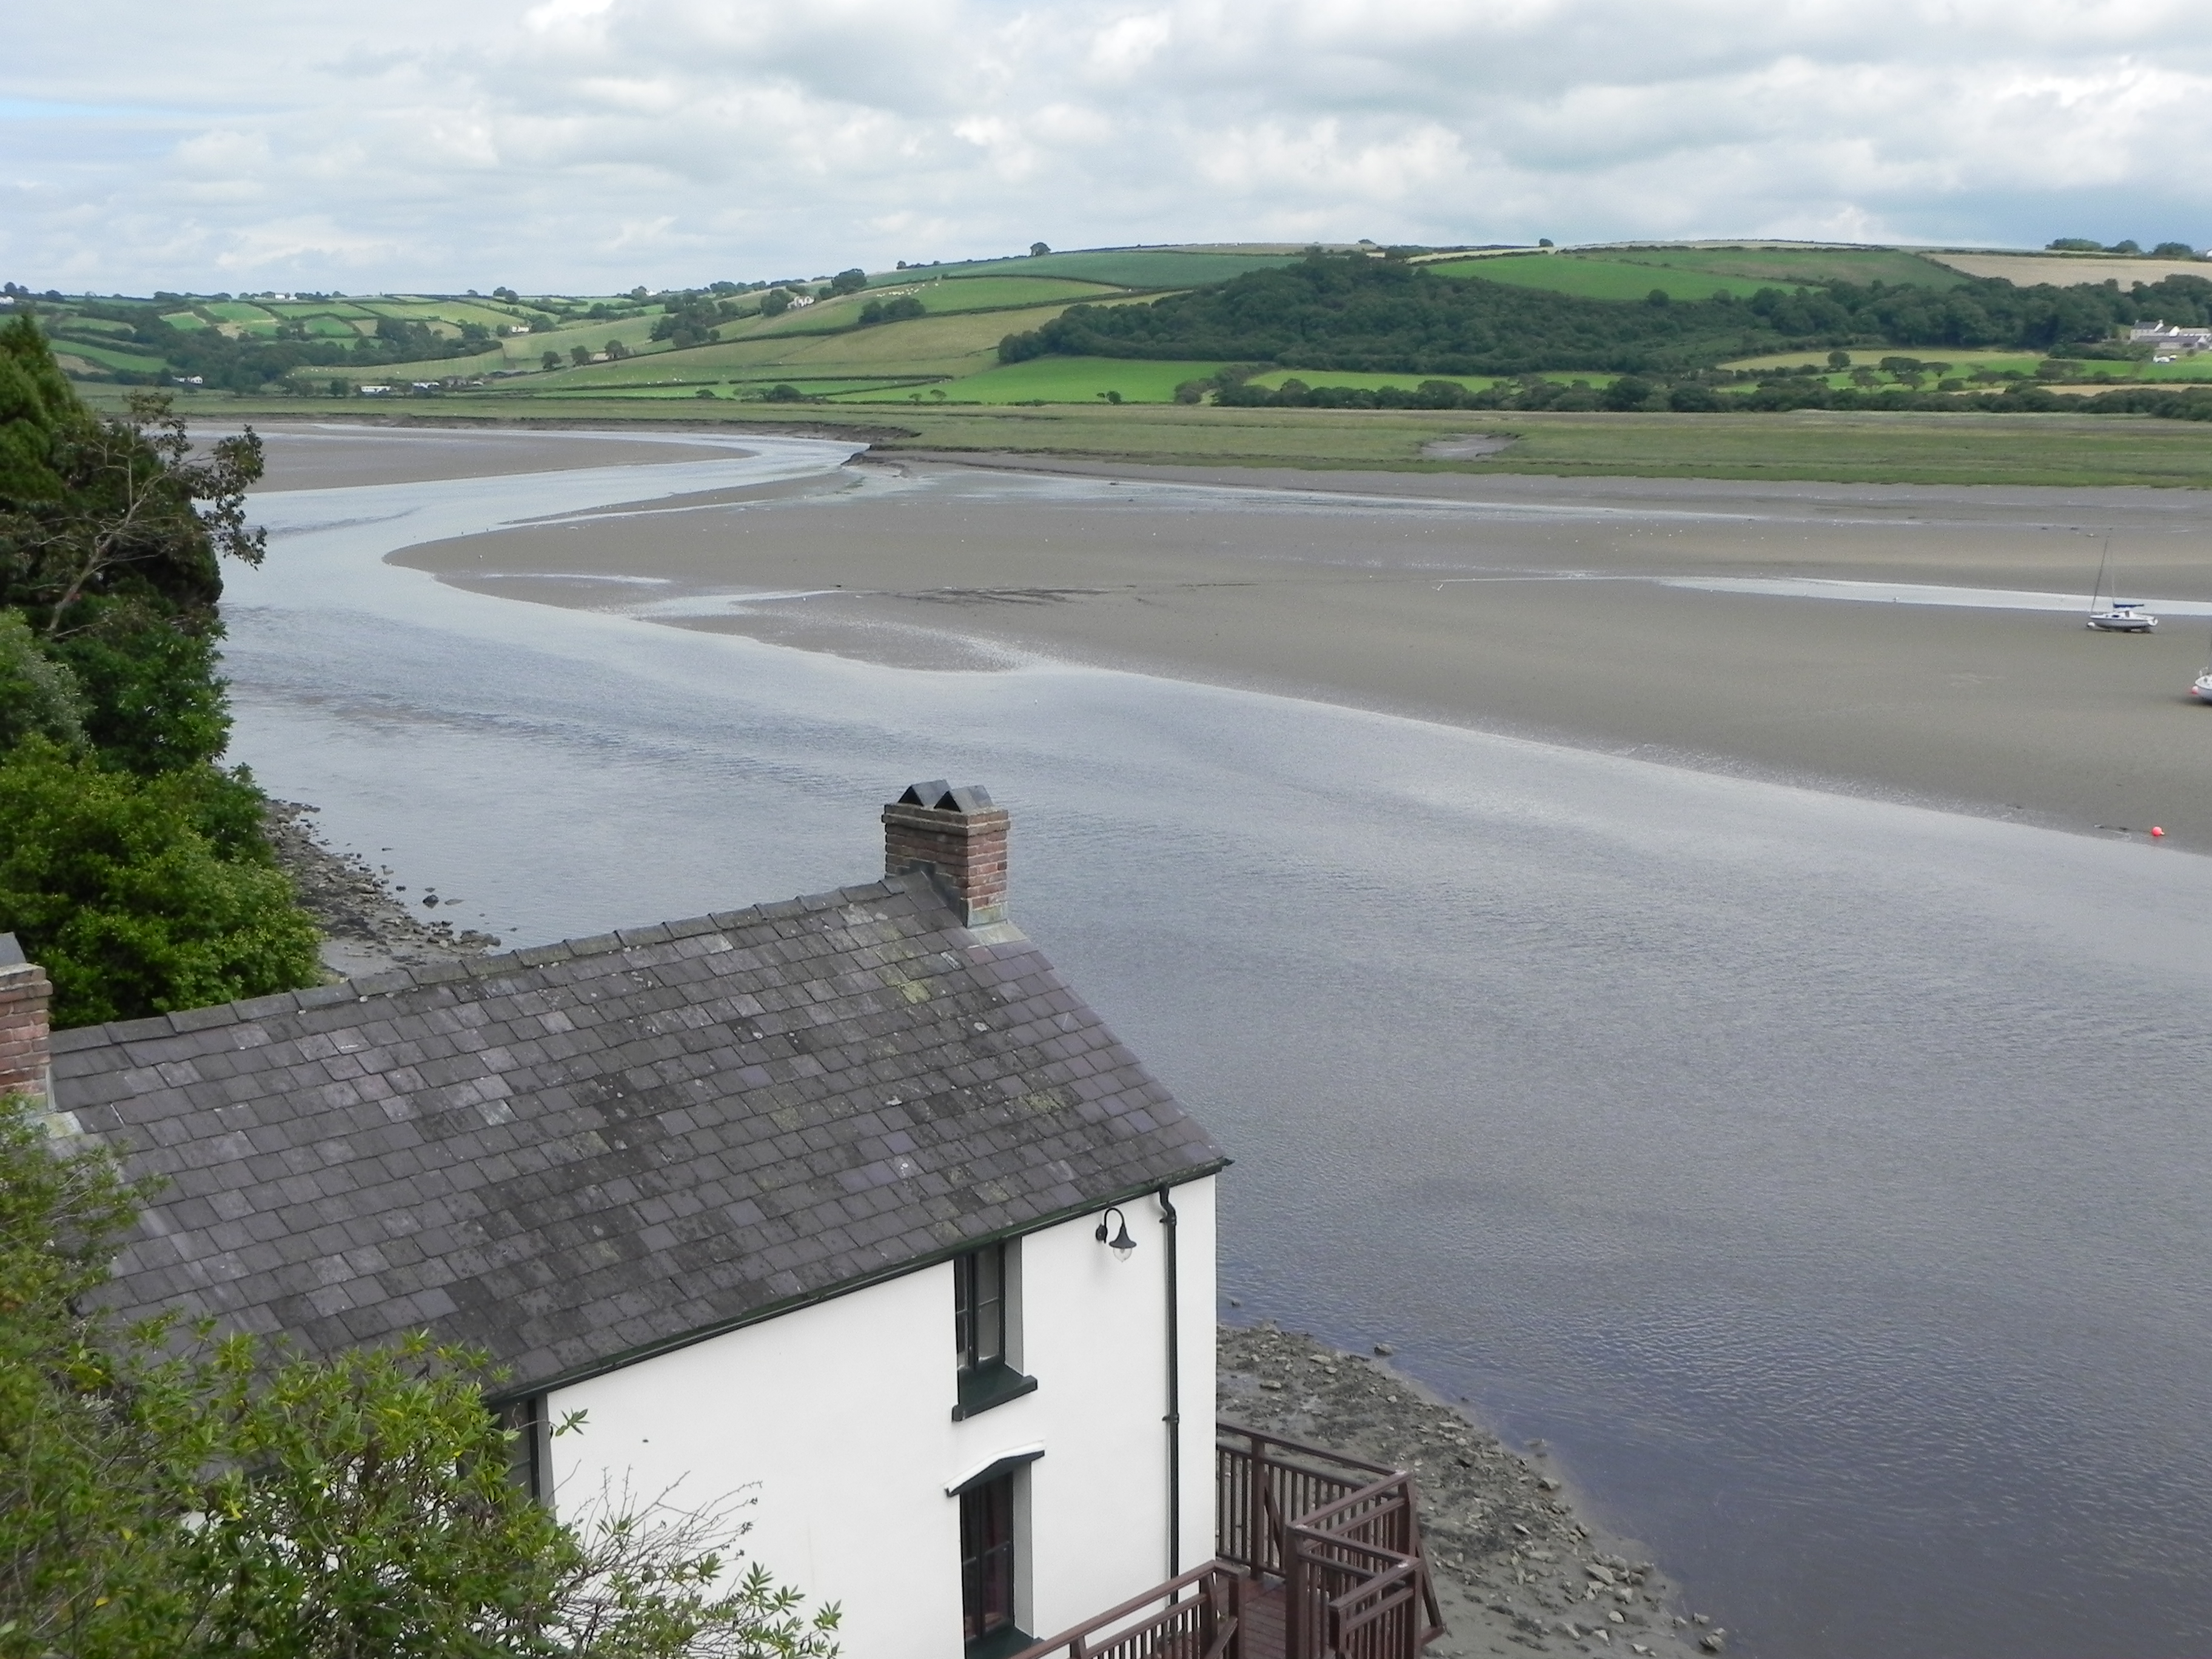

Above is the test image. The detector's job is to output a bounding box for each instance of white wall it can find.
[545,1175,1218,1659]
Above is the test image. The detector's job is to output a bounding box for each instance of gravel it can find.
[264,800,500,978]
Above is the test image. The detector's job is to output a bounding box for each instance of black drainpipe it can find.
[1157,1184,1181,1583]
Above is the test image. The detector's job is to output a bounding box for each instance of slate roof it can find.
[52,874,1224,1391]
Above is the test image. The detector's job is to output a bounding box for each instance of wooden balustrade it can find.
[1013,1423,1442,1659]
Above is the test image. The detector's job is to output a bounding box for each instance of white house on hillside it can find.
[8,785,1227,1659]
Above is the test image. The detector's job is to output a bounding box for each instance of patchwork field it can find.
[1926,252,2212,287]
[1587,245,1966,289]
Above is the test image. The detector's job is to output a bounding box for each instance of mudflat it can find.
[248,423,750,491]
[381,447,2212,843]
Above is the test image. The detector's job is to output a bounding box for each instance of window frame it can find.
[951,1237,1036,1420]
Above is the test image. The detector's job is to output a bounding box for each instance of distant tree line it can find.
[998,252,2212,378]
[1189,362,2212,421]
[2048,237,2201,257]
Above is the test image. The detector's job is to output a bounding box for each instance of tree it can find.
[2152,242,2199,260]
[2047,237,2102,252]
[0,1097,843,1659]
[826,269,866,297]
[1827,349,1851,368]
[0,740,323,1026]
[1601,374,1656,411]
[2107,240,2142,255]
[759,290,792,318]
[571,345,594,366]
[0,354,263,643]
[1029,243,1050,258]
[605,340,629,361]
[543,350,563,372]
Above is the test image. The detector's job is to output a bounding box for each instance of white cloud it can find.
[2,0,2210,291]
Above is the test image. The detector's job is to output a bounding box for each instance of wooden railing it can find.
[1215,1425,1399,1582]
[1285,1477,1444,1659]
[1014,1424,1443,1659]
[1011,1562,1245,1659]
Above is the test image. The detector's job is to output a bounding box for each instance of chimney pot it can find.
[883,784,1011,927]
[0,934,53,1107]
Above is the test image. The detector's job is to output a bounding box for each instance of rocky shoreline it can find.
[263,800,500,979]
[1219,1325,1724,1659]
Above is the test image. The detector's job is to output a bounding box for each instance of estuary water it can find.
[224,429,2212,1658]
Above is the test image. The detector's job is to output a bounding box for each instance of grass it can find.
[50,339,170,374]
[1427,253,1777,301]
[841,356,1230,404]
[151,383,2212,489]
[1583,245,1966,289]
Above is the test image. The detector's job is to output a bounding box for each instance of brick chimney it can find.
[0,934,52,1107]
[882,782,1010,926]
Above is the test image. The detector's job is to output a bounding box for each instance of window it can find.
[952,1239,1036,1419]
[955,1241,1007,1372]
[495,1395,549,1500]
[960,1473,1017,1648]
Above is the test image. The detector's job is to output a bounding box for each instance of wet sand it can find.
[247,423,752,491]
[382,449,2212,844]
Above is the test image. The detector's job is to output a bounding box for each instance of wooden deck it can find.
[1240,1581,1287,1659]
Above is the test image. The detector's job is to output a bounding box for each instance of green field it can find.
[891,249,1302,289]
[1427,254,1778,301]
[855,273,1134,312]
[50,338,170,374]
[849,356,1228,404]
[1580,245,1967,289]
[733,275,1133,341]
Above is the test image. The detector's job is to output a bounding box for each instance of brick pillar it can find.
[0,935,52,1106]
[882,782,1010,927]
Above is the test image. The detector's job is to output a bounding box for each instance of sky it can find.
[6,0,2211,295]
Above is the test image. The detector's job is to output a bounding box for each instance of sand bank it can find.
[387,452,2212,843]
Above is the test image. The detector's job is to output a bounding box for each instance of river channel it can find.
[222,427,2212,1658]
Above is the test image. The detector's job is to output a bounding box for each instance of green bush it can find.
[0,1097,844,1659]
[0,742,322,1026]
[0,609,86,749]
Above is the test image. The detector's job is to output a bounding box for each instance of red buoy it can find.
[2151,826,2165,838]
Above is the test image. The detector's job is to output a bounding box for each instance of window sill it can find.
[967,1624,1036,1659]
[953,1361,1037,1421]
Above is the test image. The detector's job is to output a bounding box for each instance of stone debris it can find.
[1218,1324,1724,1658]
[263,801,500,977]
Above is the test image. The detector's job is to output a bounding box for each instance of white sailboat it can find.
[2193,628,2212,702]
[2088,538,2159,632]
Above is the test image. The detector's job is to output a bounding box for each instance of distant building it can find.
[2128,321,2212,352]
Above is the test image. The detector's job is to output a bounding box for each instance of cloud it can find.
[2,0,2210,291]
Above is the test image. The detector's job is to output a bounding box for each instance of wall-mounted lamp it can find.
[1095,1206,1138,1262]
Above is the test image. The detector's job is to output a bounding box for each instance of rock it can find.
[1699,1637,1725,1654]
[1585,1565,1616,1586]
[1373,1342,1395,1355]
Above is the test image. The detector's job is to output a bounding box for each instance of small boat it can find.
[2090,598,2160,632]
[2193,669,2212,702]
[2086,537,2159,631]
